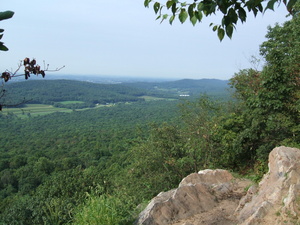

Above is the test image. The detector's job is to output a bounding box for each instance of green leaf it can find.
[0,29,4,33]
[190,16,197,26]
[265,0,277,11]
[172,3,177,14]
[179,9,188,23]
[160,14,168,23]
[169,15,175,25]
[195,11,203,22]
[257,4,263,12]
[208,2,217,15]
[221,17,226,26]
[0,34,3,40]
[217,27,225,41]
[238,8,247,22]
[252,8,258,17]
[144,0,151,7]
[0,11,14,21]
[153,2,160,14]
[181,2,187,7]
[225,24,234,39]
[222,14,234,27]
[212,25,218,31]
[228,8,238,24]
[219,3,228,14]
[0,43,9,51]
[197,2,204,11]
[188,4,195,18]
[166,0,174,9]
[286,0,297,12]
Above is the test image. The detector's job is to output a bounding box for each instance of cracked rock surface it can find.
[136,146,300,225]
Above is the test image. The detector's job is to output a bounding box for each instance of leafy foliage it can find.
[110,96,225,204]
[114,123,187,202]
[0,10,14,51]
[179,96,223,169]
[144,0,296,40]
[0,7,299,223]
[0,97,180,224]
[73,190,135,225]
[226,11,300,164]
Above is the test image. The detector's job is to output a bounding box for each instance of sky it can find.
[1,0,290,80]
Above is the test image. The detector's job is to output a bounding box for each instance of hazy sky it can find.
[1,1,289,80]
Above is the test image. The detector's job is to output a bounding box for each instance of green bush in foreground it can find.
[73,190,134,225]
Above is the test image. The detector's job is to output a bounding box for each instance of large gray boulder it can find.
[236,146,300,225]
[136,169,251,225]
[136,146,300,225]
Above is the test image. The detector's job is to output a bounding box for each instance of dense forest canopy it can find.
[0,78,231,224]
[3,80,147,107]
[0,97,181,224]
[1,78,230,110]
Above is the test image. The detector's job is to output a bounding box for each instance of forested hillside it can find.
[0,77,232,224]
[0,100,180,224]
[3,80,148,108]
[123,78,230,98]
[2,78,229,111]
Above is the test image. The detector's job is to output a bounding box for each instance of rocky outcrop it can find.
[136,169,252,225]
[136,146,300,225]
[236,146,300,225]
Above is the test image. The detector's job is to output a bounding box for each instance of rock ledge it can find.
[136,146,300,225]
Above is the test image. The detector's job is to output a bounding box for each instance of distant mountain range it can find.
[4,78,231,107]
[122,78,230,97]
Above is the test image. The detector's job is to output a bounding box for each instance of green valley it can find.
[0,78,232,224]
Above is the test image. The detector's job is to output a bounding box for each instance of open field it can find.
[1,104,74,118]
[139,96,176,101]
[0,103,117,118]
[58,101,85,105]
[0,97,175,118]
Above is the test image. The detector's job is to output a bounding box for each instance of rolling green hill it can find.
[123,78,230,98]
[2,79,230,111]
[3,80,147,108]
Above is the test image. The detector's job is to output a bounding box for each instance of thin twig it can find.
[2,98,33,108]
[47,65,65,72]
[11,61,23,76]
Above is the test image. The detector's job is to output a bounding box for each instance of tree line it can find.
[3,80,148,109]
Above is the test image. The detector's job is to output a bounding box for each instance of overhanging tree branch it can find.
[0,10,14,51]
[144,0,297,40]
[1,58,65,81]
